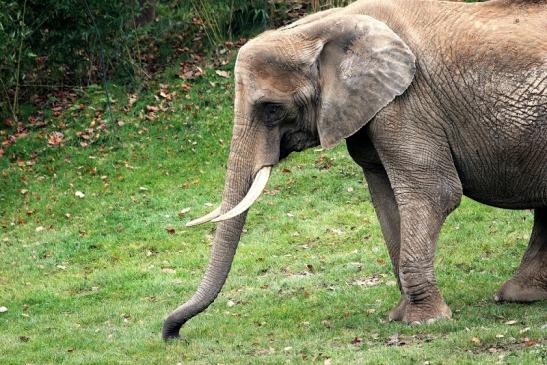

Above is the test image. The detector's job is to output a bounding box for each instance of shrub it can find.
[0,0,194,121]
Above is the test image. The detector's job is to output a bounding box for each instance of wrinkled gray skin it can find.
[163,0,547,339]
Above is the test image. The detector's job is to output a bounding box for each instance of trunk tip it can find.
[162,319,183,341]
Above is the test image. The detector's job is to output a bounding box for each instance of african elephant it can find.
[162,0,547,339]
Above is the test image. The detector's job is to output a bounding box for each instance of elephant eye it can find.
[262,103,284,127]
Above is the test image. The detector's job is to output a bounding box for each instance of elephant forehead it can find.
[236,56,307,95]
[235,36,316,95]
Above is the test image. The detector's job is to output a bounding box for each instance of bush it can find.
[0,0,195,121]
[190,0,354,47]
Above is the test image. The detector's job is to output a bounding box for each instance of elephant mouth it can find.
[280,130,320,160]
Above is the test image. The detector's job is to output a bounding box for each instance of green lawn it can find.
[0,64,545,364]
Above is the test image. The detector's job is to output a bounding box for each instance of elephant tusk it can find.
[211,166,272,223]
[185,206,221,227]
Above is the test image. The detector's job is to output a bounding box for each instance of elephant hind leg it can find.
[496,208,547,302]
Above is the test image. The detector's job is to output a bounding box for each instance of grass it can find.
[0,59,545,364]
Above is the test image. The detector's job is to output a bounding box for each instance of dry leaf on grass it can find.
[47,131,64,146]
[215,70,230,78]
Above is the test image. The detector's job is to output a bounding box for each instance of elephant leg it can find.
[367,113,463,323]
[496,207,547,302]
[396,198,457,323]
[363,167,407,320]
[375,140,462,323]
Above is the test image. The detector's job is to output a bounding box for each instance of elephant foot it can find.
[390,295,451,324]
[495,276,547,303]
[388,297,408,321]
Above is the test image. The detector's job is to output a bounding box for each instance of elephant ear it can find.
[304,15,416,148]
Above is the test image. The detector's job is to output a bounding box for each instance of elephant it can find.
[162,0,547,339]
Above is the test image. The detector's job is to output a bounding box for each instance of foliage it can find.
[190,0,354,47]
[0,0,197,121]
[0,0,32,122]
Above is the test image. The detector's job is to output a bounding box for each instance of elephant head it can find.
[162,12,416,340]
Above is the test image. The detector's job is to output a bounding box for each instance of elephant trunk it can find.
[162,124,268,340]
[161,214,248,339]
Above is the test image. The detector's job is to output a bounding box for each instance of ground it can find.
[0,62,545,364]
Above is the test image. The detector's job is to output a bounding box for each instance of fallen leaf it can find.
[166,227,176,235]
[215,70,230,78]
[127,93,138,108]
[504,320,518,325]
[227,300,236,307]
[47,131,64,146]
[321,319,332,328]
[353,275,381,287]
[386,333,406,346]
[179,65,203,80]
[162,268,176,274]
[255,347,275,355]
[523,337,537,347]
[471,337,480,344]
[178,208,191,218]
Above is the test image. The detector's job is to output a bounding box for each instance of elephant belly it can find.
[455,143,547,210]
[449,72,547,209]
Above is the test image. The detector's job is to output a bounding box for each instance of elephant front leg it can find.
[396,200,454,323]
[362,168,407,320]
[368,116,463,323]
